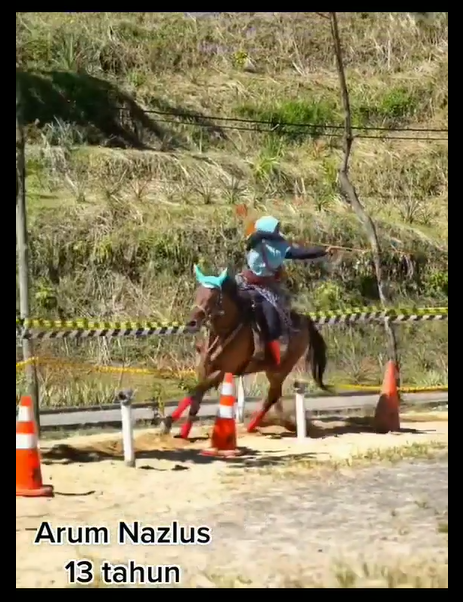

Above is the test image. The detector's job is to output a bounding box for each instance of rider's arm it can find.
[285,245,327,260]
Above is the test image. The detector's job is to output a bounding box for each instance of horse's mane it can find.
[221,275,242,305]
[221,275,255,323]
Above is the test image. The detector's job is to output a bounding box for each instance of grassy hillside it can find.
[16,12,448,406]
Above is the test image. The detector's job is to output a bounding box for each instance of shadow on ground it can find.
[17,69,227,150]
[260,414,426,440]
[40,413,430,469]
[41,438,318,470]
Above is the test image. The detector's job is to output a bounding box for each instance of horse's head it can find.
[188,264,230,330]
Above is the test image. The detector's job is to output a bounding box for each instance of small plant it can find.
[437,521,448,534]
[232,49,249,69]
[237,98,339,143]
[422,267,448,297]
[221,175,246,205]
[333,564,357,588]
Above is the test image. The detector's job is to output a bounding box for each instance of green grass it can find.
[16,13,448,407]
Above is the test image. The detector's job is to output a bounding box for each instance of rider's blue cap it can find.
[255,215,280,234]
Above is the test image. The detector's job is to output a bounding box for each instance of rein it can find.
[192,284,245,362]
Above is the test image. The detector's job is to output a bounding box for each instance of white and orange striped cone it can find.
[201,373,241,458]
[16,396,54,498]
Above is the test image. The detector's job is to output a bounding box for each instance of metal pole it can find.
[117,389,136,467]
[16,84,40,434]
[293,381,308,442]
[236,376,246,424]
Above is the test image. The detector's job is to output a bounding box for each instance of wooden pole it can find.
[329,12,400,382]
[16,83,40,433]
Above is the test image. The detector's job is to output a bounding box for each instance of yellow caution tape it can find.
[16,356,447,394]
[15,356,195,379]
[15,357,40,370]
[336,383,448,393]
[16,305,448,331]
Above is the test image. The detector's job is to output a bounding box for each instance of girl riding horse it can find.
[159,215,334,438]
[240,215,334,366]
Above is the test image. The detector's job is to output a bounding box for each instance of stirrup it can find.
[252,334,267,360]
[253,344,267,360]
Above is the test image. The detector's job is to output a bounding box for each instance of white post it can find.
[118,389,135,467]
[293,381,308,442]
[236,376,246,423]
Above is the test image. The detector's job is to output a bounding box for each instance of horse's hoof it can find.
[159,417,173,435]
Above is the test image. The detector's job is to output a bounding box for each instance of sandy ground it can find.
[17,415,448,588]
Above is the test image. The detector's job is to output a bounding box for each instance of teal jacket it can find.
[246,216,327,278]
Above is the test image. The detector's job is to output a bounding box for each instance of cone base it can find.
[200,448,242,458]
[373,393,400,433]
[373,421,401,434]
[16,484,54,498]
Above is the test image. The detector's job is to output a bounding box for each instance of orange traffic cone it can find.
[201,373,241,458]
[373,361,401,434]
[16,396,54,497]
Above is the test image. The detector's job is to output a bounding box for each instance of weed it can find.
[437,521,448,534]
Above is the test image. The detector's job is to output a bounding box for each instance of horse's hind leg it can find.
[247,372,285,432]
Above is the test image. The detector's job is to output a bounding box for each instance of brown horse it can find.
[159,266,330,438]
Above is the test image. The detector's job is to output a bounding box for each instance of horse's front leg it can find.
[159,369,224,438]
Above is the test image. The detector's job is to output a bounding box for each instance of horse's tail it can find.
[305,318,332,392]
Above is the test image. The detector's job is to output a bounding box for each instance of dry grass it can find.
[396,410,448,422]
[16,13,448,407]
[59,431,448,589]
[226,440,449,481]
[199,560,448,588]
[19,419,448,589]
[69,559,448,588]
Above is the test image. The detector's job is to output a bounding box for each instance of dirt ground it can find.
[16,414,448,588]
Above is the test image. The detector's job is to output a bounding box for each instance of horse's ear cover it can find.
[218,268,228,284]
[194,264,228,289]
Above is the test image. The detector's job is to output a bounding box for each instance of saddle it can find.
[235,271,295,336]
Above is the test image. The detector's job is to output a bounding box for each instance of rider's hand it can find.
[325,246,337,256]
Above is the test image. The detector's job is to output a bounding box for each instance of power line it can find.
[151,116,448,142]
[116,105,448,135]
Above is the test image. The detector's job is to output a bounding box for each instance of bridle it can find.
[190,289,225,329]
[190,286,243,361]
